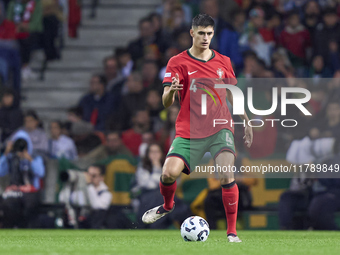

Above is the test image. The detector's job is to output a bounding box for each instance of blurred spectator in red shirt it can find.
[279,11,310,73]
[122,110,151,157]
[68,0,81,38]
[0,4,16,40]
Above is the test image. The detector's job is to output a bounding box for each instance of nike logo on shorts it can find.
[229,202,237,205]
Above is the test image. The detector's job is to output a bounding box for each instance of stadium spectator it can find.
[83,130,133,164]
[172,28,191,52]
[313,8,340,69]
[247,0,277,20]
[128,17,169,63]
[279,177,314,230]
[328,40,340,74]
[239,8,272,65]
[309,169,340,230]
[163,4,187,35]
[219,9,245,70]
[303,0,321,39]
[115,47,134,78]
[48,120,78,160]
[0,3,15,40]
[0,135,45,228]
[158,47,179,80]
[41,0,62,61]
[65,107,101,156]
[138,131,155,158]
[149,12,167,43]
[122,110,151,157]
[156,103,179,153]
[204,177,255,230]
[79,164,112,229]
[279,11,311,75]
[155,0,192,25]
[146,89,163,132]
[78,73,116,131]
[307,55,332,79]
[17,110,48,155]
[117,72,147,130]
[259,11,281,46]
[141,60,162,93]
[0,88,23,143]
[66,106,94,136]
[0,3,21,91]
[200,0,227,50]
[68,0,81,38]
[6,0,43,81]
[134,143,163,193]
[309,101,340,139]
[133,143,190,229]
[271,50,294,78]
[103,56,124,94]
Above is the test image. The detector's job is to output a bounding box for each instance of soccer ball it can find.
[180,216,210,242]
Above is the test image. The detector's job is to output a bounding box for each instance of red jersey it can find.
[162,49,237,139]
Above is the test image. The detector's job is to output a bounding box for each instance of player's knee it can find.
[161,172,177,183]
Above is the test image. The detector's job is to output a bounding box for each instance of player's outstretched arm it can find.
[226,89,253,148]
[162,73,183,108]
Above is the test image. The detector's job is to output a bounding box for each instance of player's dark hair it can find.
[90,164,106,176]
[192,14,215,28]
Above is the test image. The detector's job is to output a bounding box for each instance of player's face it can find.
[190,26,214,50]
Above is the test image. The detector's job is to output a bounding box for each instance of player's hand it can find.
[243,125,253,148]
[170,73,183,92]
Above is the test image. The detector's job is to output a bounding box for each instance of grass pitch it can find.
[0,230,339,255]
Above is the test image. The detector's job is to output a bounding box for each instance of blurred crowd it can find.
[1,0,340,230]
[0,0,81,87]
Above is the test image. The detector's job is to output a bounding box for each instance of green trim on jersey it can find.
[163,82,171,87]
[186,49,215,63]
[166,129,236,175]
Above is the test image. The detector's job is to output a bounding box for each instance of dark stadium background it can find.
[1,0,340,233]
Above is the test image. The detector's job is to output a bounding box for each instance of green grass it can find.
[0,230,339,255]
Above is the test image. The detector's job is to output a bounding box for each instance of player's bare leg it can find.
[142,157,184,224]
[215,151,242,243]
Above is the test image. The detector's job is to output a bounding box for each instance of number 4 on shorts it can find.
[226,133,233,146]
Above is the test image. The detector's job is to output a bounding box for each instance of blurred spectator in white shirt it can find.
[49,120,78,160]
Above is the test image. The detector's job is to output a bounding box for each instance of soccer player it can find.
[142,14,253,243]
